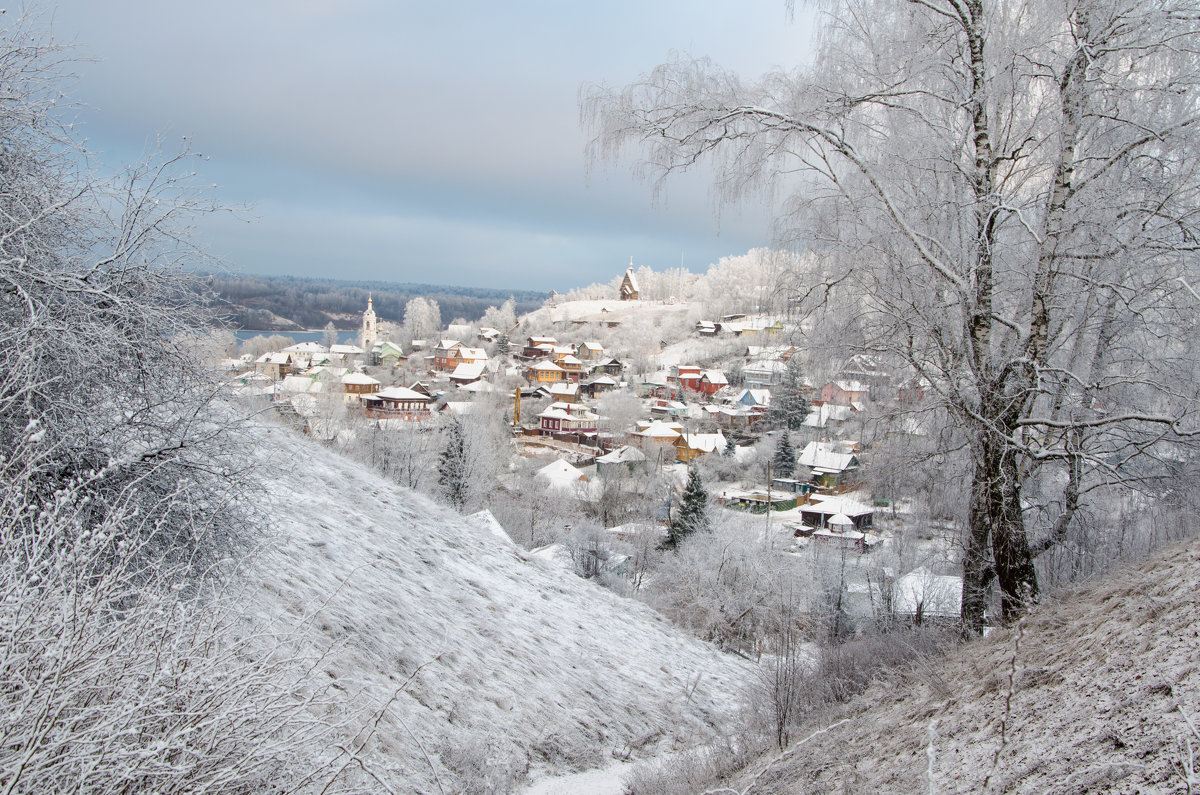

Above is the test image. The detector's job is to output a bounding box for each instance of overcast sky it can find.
[44,1,818,292]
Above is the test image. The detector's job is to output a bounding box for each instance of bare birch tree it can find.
[585,0,1200,630]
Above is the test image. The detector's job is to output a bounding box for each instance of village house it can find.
[669,364,703,395]
[254,352,293,380]
[526,359,565,384]
[546,382,580,404]
[731,388,771,411]
[283,341,327,355]
[649,399,689,419]
[595,445,648,478]
[838,354,892,388]
[558,354,585,383]
[433,340,466,372]
[592,357,625,377]
[796,440,860,489]
[580,376,618,398]
[549,344,578,362]
[698,370,728,396]
[372,340,406,368]
[576,341,604,360]
[674,431,727,463]
[538,402,599,436]
[743,359,787,388]
[802,401,856,437]
[449,360,488,386]
[820,380,871,407]
[800,493,874,532]
[276,373,322,397]
[362,385,434,421]
[711,405,764,430]
[522,336,558,359]
[341,372,380,396]
[330,343,365,359]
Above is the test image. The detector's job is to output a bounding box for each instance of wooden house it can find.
[362,386,433,421]
[526,359,566,384]
[341,372,381,396]
[433,340,467,372]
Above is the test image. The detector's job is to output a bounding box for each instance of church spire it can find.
[361,293,378,350]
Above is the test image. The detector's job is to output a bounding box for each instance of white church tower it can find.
[360,293,378,351]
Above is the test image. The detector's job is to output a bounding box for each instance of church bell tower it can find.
[361,294,378,351]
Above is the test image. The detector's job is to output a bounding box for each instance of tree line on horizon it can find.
[204,272,547,330]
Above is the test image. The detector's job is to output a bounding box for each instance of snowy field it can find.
[248,421,757,792]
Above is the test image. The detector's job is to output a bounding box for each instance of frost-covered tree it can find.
[402,296,441,343]
[772,432,795,480]
[0,13,331,790]
[322,320,339,349]
[768,357,811,432]
[437,418,470,511]
[481,297,517,334]
[586,0,1200,630]
[663,467,710,550]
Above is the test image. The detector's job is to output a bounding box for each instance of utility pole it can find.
[766,459,772,535]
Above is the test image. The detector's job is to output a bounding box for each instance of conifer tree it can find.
[662,466,710,550]
[723,435,737,457]
[768,357,811,431]
[437,418,469,511]
[772,432,795,479]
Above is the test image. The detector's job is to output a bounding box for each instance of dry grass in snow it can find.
[249,422,756,792]
[720,541,1200,794]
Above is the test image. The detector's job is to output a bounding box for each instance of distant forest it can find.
[204,273,548,331]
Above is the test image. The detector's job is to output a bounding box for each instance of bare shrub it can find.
[622,736,765,795]
[0,478,336,793]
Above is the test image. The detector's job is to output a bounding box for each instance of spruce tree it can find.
[662,467,710,550]
[437,418,469,511]
[497,333,511,357]
[723,435,737,457]
[772,431,795,479]
[769,357,811,431]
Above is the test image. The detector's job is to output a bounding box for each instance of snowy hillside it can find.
[521,298,694,328]
[720,541,1200,794]
[249,422,756,792]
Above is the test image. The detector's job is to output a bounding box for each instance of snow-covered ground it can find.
[248,421,757,792]
[521,298,693,329]
[721,540,1200,793]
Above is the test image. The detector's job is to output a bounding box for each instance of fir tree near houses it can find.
[772,432,796,480]
[437,418,469,511]
[768,357,811,431]
[662,467,710,550]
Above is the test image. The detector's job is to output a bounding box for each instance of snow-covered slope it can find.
[249,423,755,792]
[723,541,1200,794]
[521,298,693,328]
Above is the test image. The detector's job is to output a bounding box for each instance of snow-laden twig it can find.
[704,718,851,795]
[1177,705,1200,794]
[983,619,1025,793]
[926,719,939,795]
